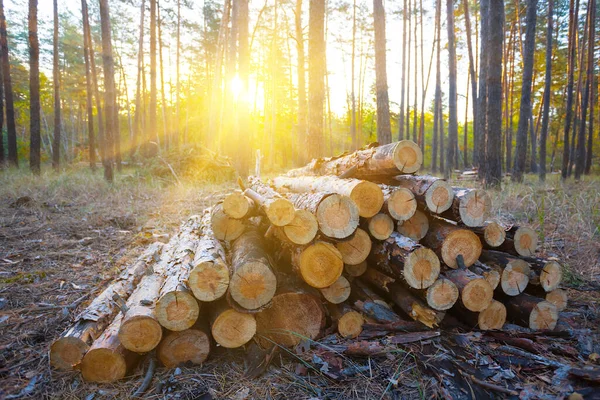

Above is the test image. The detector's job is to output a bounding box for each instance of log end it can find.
[188,261,230,302]
[425,180,454,214]
[157,328,211,368]
[49,337,89,370]
[514,227,538,257]
[546,288,568,312]
[483,221,506,247]
[386,187,417,222]
[350,181,384,218]
[461,278,494,312]
[316,194,360,239]
[336,228,372,265]
[283,209,318,245]
[540,261,563,292]
[426,278,459,311]
[344,260,367,277]
[266,198,295,227]
[441,229,482,268]
[299,242,344,288]
[501,259,531,296]
[118,314,163,353]
[368,213,395,241]
[212,309,257,348]
[230,262,277,310]
[397,209,429,241]
[478,300,506,330]
[482,269,501,290]
[319,275,351,304]
[393,140,423,174]
[211,205,246,241]
[458,190,492,227]
[529,300,558,330]
[81,348,128,383]
[156,291,200,331]
[338,311,365,339]
[223,191,252,219]
[404,248,441,289]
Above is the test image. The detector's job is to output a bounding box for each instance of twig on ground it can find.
[468,374,519,396]
[132,353,157,398]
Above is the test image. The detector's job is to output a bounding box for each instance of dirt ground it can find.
[0,166,599,399]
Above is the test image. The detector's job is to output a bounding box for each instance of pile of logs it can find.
[49,140,567,383]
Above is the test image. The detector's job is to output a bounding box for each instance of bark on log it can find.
[381,185,417,222]
[442,268,494,312]
[469,260,501,290]
[496,226,538,257]
[336,228,372,265]
[286,140,423,177]
[519,254,563,292]
[453,299,507,330]
[49,242,163,370]
[246,177,295,226]
[319,275,351,304]
[364,213,395,240]
[502,293,559,330]
[369,232,440,289]
[272,175,384,218]
[80,313,139,382]
[439,188,492,227]
[157,318,211,368]
[526,286,568,312]
[396,209,429,241]
[211,203,246,241]
[222,190,257,219]
[287,192,359,239]
[229,229,277,310]
[423,219,482,268]
[388,175,455,214]
[480,250,532,296]
[283,209,318,245]
[344,261,367,277]
[348,280,400,323]
[291,241,344,288]
[188,208,230,302]
[327,303,365,339]
[210,300,257,348]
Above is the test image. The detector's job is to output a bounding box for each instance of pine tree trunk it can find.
[29,0,41,174]
[539,0,553,181]
[0,41,3,165]
[463,0,478,164]
[308,0,325,159]
[432,0,441,173]
[149,0,158,149]
[562,0,578,180]
[99,0,116,181]
[81,0,95,168]
[445,0,458,180]
[52,0,61,170]
[0,0,17,167]
[157,1,168,151]
[476,0,489,178]
[373,0,392,144]
[399,0,407,141]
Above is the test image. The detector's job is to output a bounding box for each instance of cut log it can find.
[229,230,277,310]
[454,299,507,330]
[286,140,423,177]
[283,209,318,245]
[157,319,211,368]
[155,217,202,331]
[255,290,325,347]
[381,185,417,222]
[49,242,163,370]
[80,313,139,382]
[365,213,395,240]
[369,232,440,289]
[210,301,257,348]
[442,268,494,312]
[246,177,296,226]
[440,188,492,227]
[188,208,231,302]
[480,251,531,296]
[396,209,429,241]
[473,221,507,247]
[423,219,482,268]
[211,203,246,241]
[499,226,539,257]
[292,241,344,288]
[222,190,257,219]
[389,175,455,214]
[362,267,396,292]
[272,175,384,218]
[469,261,501,290]
[503,293,559,330]
[344,261,367,277]
[425,278,459,311]
[287,192,359,239]
[545,289,568,312]
[349,280,400,323]
[319,275,351,304]
[520,255,563,292]
[328,303,365,339]
[336,228,372,265]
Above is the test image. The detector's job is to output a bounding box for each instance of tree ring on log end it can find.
[212,309,256,348]
[344,260,367,277]
[426,278,459,311]
[320,276,351,304]
[459,190,492,227]
[50,337,89,370]
[81,348,127,383]
[316,194,360,239]
[425,180,454,214]
[188,261,230,302]
[368,213,394,240]
[441,229,482,268]
[546,289,568,312]
[119,314,163,353]
[299,242,344,288]
[484,221,506,247]
[349,181,384,218]
[223,191,251,219]
[530,301,558,330]
[482,269,501,290]
[211,205,246,241]
[284,209,318,245]
[404,248,440,289]
[156,292,200,331]
[501,259,531,296]
[478,300,506,330]
[336,228,372,265]
[393,140,423,174]
[397,209,429,241]
[539,261,562,292]
[157,329,210,368]
[461,278,493,312]
[266,198,295,227]
[230,262,277,309]
[386,187,417,221]
[338,311,364,339]
[514,227,538,257]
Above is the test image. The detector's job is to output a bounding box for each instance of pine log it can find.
[473,221,507,248]
[246,177,296,226]
[286,140,423,177]
[502,293,559,330]
[442,268,494,312]
[389,175,455,214]
[361,267,396,292]
[545,289,568,312]
[441,188,492,227]
[222,190,257,219]
[348,280,400,323]
[210,300,257,348]
[424,278,459,311]
[469,260,501,290]
[157,318,211,368]
[365,213,395,240]
[480,250,531,296]
[287,192,359,239]
[188,208,231,302]
[328,303,365,339]
[344,260,367,277]
[369,232,440,289]
[80,313,139,382]
[283,209,318,245]
[396,209,429,241]
[381,185,417,222]
[291,241,344,288]
[211,203,246,241]
[453,299,507,330]
[519,255,563,292]
[155,217,202,331]
[422,219,482,268]
[319,275,351,304]
[497,226,539,257]
[272,175,384,218]
[229,230,277,310]
[336,228,372,265]
[49,242,163,370]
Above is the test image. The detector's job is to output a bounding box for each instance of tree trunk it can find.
[412,0,418,145]
[99,0,116,181]
[432,0,441,173]
[0,38,3,164]
[562,0,578,180]
[539,0,553,181]
[52,0,60,170]
[350,0,357,150]
[149,0,158,149]
[175,0,180,146]
[157,1,168,151]
[0,0,17,167]
[463,0,478,163]
[406,0,412,137]
[295,0,307,162]
[308,0,325,159]
[476,0,489,177]
[373,0,392,144]
[445,0,458,180]
[81,0,95,168]
[238,0,250,176]
[399,0,407,141]
[132,0,144,159]
[29,0,41,174]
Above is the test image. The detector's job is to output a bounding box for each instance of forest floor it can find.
[0,163,599,399]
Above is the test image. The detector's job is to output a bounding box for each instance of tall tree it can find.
[0,0,16,167]
[373,0,392,144]
[0,48,3,165]
[52,0,61,170]
[308,0,325,158]
[157,1,168,150]
[462,0,477,165]
[562,0,578,179]
[476,0,489,179]
[238,0,250,175]
[584,5,595,174]
[512,0,537,182]
[150,0,157,147]
[132,0,145,160]
[432,0,441,172]
[296,0,307,160]
[405,0,411,137]
[399,0,407,140]
[411,0,417,144]
[350,0,357,150]
[81,0,95,168]
[99,0,117,181]
[445,0,457,179]
[539,0,553,181]
[485,0,504,188]
[175,0,181,146]
[29,0,40,174]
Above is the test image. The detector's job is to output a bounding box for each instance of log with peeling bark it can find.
[290,241,344,288]
[381,185,417,222]
[327,303,365,339]
[319,275,351,304]
[49,242,163,370]
[211,203,246,241]
[364,213,395,240]
[423,219,482,268]
[287,192,359,239]
[469,260,501,290]
[188,209,231,302]
[442,268,494,312]
[439,188,492,227]
[286,140,423,178]
[479,250,531,296]
[472,221,507,248]
[155,216,202,331]
[80,313,139,382]
[282,209,318,245]
[246,177,296,226]
[369,232,440,290]
[229,229,277,310]
[210,300,257,348]
[272,175,384,218]
[336,228,372,265]
[396,209,429,241]
[387,175,455,214]
[344,260,367,277]
[502,292,559,330]
[453,299,507,330]
[222,190,257,219]
[348,280,401,324]
[157,318,211,368]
